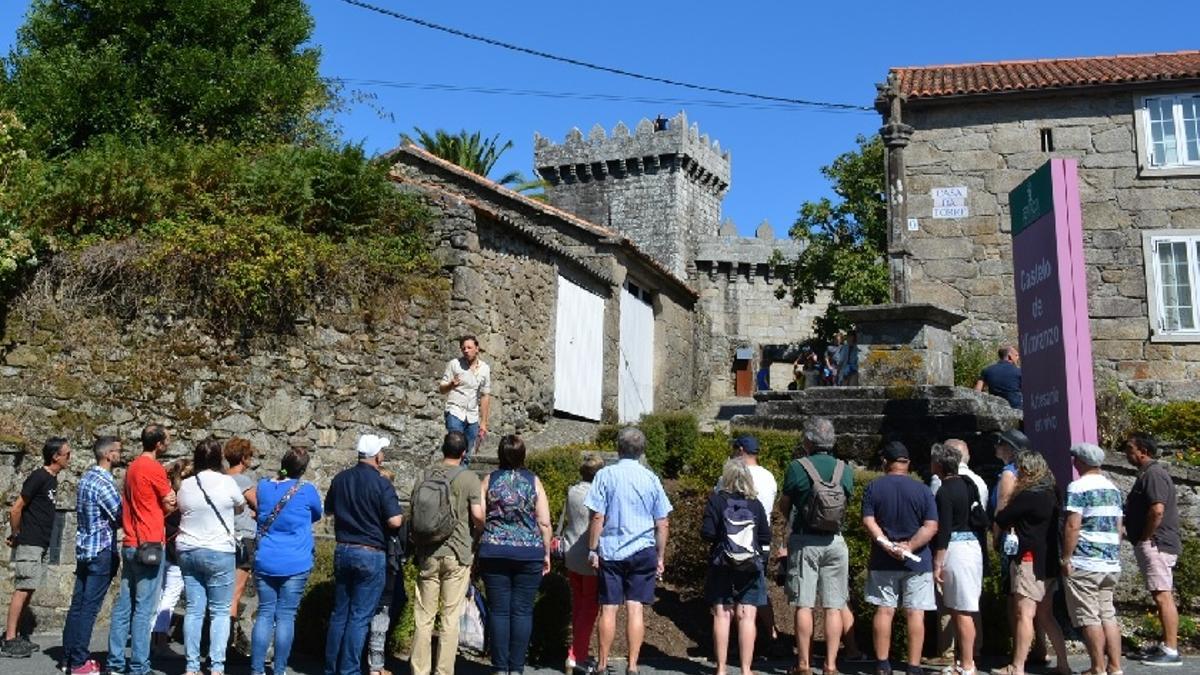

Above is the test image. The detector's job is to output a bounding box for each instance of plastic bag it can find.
[458,582,487,653]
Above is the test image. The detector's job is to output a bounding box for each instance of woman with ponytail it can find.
[248,447,323,675]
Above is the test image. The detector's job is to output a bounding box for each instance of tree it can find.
[402,127,523,186]
[776,134,889,339]
[1,0,328,154]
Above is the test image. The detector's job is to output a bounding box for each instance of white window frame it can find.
[1136,94,1200,176]
[1143,230,1200,342]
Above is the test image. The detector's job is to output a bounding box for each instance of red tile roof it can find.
[893,50,1200,101]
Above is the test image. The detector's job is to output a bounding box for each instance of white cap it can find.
[356,433,390,458]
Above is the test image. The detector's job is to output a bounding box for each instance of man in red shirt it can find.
[105,424,176,675]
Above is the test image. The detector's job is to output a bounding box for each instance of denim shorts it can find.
[598,546,657,605]
[705,565,766,607]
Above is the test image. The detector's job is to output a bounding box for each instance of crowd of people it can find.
[0,413,1187,675]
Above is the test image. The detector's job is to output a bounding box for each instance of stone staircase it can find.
[732,385,1022,467]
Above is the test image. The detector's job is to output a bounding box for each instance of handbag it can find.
[458,581,487,653]
[549,496,569,562]
[196,473,245,563]
[256,480,304,539]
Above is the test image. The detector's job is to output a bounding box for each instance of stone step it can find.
[759,396,1004,418]
[733,413,995,436]
[755,385,960,403]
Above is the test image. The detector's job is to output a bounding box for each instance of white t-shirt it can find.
[176,470,247,553]
[748,464,778,525]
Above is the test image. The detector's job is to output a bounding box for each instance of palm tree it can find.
[402,127,522,186]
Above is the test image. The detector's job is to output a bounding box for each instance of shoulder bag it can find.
[257,480,304,539]
[196,473,246,565]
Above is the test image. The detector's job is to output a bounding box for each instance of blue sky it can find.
[3,1,1199,236]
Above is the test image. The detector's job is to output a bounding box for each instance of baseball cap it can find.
[356,433,391,458]
[881,441,909,462]
[1070,443,1105,467]
[734,435,760,454]
[996,429,1030,452]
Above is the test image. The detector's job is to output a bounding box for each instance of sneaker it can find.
[1142,650,1183,667]
[18,635,40,650]
[72,660,103,675]
[0,638,33,658]
[1131,644,1164,660]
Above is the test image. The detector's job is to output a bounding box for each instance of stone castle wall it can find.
[535,113,730,280]
[902,90,1200,398]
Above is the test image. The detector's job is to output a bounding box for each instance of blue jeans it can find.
[250,572,310,675]
[106,546,165,675]
[325,545,386,675]
[179,548,236,673]
[62,546,119,668]
[479,557,544,673]
[444,412,479,464]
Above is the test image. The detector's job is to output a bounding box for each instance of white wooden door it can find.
[619,282,655,423]
[553,275,605,420]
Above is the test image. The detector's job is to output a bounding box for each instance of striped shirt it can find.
[1065,472,1123,573]
[585,459,672,561]
[75,466,121,560]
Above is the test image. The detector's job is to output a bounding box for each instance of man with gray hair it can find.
[586,428,672,675]
[778,417,854,675]
[1062,443,1123,675]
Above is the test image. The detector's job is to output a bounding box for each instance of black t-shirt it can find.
[1125,461,1181,555]
[17,467,57,548]
[325,463,403,550]
[981,361,1022,408]
[933,476,973,550]
[994,487,1060,580]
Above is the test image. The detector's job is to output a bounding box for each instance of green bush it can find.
[684,429,732,490]
[657,412,699,478]
[662,482,711,590]
[1176,536,1200,611]
[527,443,605,519]
[954,339,997,388]
[1,139,434,331]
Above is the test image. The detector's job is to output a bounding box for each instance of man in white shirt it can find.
[437,335,491,463]
[927,438,987,668]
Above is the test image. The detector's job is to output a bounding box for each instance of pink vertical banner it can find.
[1008,159,1097,490]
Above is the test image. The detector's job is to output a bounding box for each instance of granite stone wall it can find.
[901,90,1200,398]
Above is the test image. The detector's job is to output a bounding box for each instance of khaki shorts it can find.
[1134,541,1177,592]
[11,545,47,590]
[864,569,936,611]
[786,533,849,609]
[1064,568,1119,627]
[1010,560,1054,602]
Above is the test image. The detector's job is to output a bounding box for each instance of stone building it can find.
[388,145,709,425]
[535,112,826,399]
[879,50,1200,399]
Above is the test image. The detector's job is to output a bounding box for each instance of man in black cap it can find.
[861,441,938,675]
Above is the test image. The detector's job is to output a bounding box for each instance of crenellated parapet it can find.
[534,111,731,196]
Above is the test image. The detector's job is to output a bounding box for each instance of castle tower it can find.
[534,111,731,279]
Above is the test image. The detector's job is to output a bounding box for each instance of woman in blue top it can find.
[249,447,323,675]
[478,435,552,675]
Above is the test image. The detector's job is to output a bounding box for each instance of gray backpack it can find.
[797,457,847,532]
[410,465,467,546]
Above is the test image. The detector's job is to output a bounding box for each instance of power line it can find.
[331,77,873,115]
[333,0,873,113]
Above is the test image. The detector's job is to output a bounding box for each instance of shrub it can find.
[684,429,732,491]
[640,415,668,474]
[656,411,699,478]
[1176,536,1200,611]
[954,339,997,388]
[1,139,435,331]
[662,481,710,590]
[527,443,605,519]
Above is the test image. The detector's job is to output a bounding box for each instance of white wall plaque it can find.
[932,186,969,219]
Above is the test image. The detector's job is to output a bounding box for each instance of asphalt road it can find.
[0,631,1184,675]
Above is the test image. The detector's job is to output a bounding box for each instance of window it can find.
[1142,95,1200,168]
[1145,232,1200,339]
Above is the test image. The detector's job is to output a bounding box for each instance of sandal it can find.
[990,667,1016,675]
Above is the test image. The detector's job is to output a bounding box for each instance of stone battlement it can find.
[534,111,731,195]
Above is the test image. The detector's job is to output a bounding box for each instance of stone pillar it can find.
[877,74,914,304]
[840,303,966,386]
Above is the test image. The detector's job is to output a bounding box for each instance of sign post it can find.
[1008,159,1097,489]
